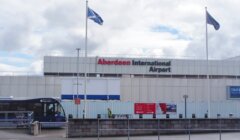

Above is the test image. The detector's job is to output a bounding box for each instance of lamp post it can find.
[76,48,80,118]
[183,94,188,118]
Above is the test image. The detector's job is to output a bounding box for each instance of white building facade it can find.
[1,56,240,118]
[43,56,240,102]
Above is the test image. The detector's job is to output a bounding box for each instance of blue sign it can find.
[166,104,177,113]
[228,86,240,99]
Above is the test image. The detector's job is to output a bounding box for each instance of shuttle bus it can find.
[0,98,66,127]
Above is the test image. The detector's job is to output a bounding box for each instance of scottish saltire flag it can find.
[88,7,103,25]
[206,11,220,30]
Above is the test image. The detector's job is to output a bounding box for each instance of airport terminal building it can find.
[1,56,240,118]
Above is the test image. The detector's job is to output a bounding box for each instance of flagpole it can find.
[83,0,88,119]
[205,7,211,118]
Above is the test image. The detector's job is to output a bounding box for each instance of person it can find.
[107,108,112,118]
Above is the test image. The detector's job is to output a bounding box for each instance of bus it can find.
[0,98,66,127]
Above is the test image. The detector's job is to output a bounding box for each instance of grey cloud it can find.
[184,33,240,60]
[0,21,30,51]
[39,31,97,56]
[43,2,82,29]
[40,1,101,57]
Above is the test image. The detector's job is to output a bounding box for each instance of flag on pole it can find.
[206,11,220,30]
[88,7,103,25]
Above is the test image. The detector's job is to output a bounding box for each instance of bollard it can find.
[153,114,156,119]
[166,114,169,119]
[97,114,101,119]
[30,121,39,136]
[68,114,73,119]
[192,114,196,119]
[139,114,143,119]
[179,114,183,118]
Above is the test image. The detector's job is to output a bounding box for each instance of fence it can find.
[0,111,34,128]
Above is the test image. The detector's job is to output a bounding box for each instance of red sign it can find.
[98,58,131,65]
[159,103,167,114]
[134,103,156,114]
[157,103,177,114]
[74,98,81,105]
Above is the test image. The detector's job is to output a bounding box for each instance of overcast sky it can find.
[0,0,240,74]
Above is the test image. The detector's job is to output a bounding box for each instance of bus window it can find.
[47,103,55,116]
[17,106,26,111]
[0,103,9,111]
[55,103,65,117]
[32,103,42,119]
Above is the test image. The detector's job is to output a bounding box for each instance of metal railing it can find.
[96,118,240,140]
[0,111,34,128]
[97,114,133,119]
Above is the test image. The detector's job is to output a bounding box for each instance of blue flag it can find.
[88,7,103,25]
[206,11,220,30]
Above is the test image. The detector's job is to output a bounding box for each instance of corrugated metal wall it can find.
[1,76,240,119]
[121,77,240,102]
[61,100,133,119]
[61,100,240,119]
[1,76,240,104]
[0,76,61,99]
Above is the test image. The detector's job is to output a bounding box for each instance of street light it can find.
[76,48,80,118]
[183,94,188,118]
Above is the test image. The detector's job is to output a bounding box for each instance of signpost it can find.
[183,94,188,118]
